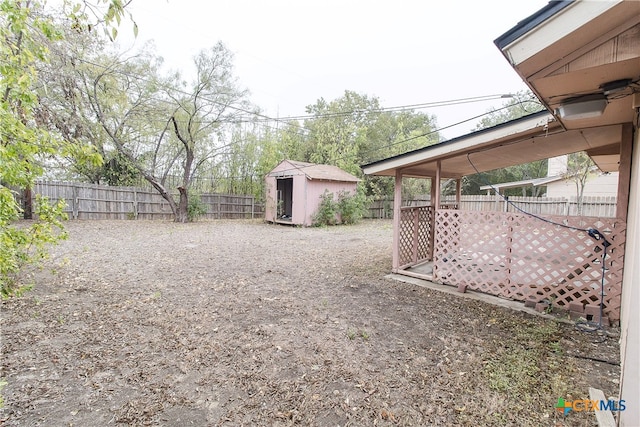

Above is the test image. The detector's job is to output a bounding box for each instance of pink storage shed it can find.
[265,160,360,226]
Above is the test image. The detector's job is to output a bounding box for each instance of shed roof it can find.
[269,160,360,182]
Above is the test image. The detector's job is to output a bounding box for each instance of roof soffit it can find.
[362,124,622,178]
[502,1,624,72]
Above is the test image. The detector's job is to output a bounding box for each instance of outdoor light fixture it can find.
[600,78,632,95]
[555,93,608,120]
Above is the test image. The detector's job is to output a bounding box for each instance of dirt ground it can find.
[0,219,620,426]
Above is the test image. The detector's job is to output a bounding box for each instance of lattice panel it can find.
[398,208,416,268]
[398,206,434,269]
[434,210,510,297]
[433,210,625,322]
[417,207,433,261]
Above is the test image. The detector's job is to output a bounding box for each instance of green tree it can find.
[300,91,439,198]
[0,0,128,296]
[303,91,379,176]
[75,42,252,222]
[465,91,547,195]
[474,91,544,131]
[564,151,594,215]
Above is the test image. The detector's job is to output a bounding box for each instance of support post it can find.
[412,207,419,264]
[455,178,462,209]
[430,161,442,269]
[392,170,403,272]
[617,123,633,220]
[72,184,79,220]
[434,161,441,209]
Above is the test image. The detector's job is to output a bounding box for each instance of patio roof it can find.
[361,111,625,179]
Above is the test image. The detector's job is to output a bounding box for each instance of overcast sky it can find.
[117,0,549,139]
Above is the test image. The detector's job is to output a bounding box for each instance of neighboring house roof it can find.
[479,166,606,192]
[479,175,565,192]
[269,160,360,182]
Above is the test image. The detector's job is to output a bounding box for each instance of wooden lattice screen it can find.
[433,210,625,322]
[398,206,434,269]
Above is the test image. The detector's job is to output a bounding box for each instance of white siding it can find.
[545,172,619,198]
[619,129,640,426]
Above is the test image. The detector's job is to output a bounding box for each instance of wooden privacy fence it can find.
[366,195,618,219]
[30,181,264,220]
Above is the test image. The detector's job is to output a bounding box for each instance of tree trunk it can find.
[177,186,188,223]
[23,186,33,219]
[141,172,180,221]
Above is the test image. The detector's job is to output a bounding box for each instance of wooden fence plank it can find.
[29,181,264,220]
[26,182,615,221]
[365,195,617,219]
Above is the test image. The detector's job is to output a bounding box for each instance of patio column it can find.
[434,160,441,209]
[430,161,442,268]
[392,169,403,272]
[455,178,462,209]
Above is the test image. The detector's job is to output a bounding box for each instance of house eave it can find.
[495,0,622,67]
[361,111,555,177]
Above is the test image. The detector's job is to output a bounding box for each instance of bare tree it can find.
[564,151,594,216]
[164,43,252,221]
[71,42,251,222]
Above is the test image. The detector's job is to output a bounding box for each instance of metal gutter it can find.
[360,110,551,171]
[493,0,574,50]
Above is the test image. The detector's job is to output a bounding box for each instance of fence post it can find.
[217,194,221,219]
[251,196,255,219]
[133,189,138,219]
[72,184,79,220]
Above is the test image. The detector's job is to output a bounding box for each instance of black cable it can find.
[574,231,610,342]
[272,103,526,177]
[466,152,590,233]
[466,151,611,341]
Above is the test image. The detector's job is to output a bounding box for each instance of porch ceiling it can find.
[361,111,624,179]
[495,0,640,172]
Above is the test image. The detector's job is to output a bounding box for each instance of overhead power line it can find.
[252,94,516,122]
[73,57,522,129]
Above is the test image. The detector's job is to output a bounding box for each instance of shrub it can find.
[337,189,368,224]
[313,187,369,226]
[312,190,339,226]
[1,192,68,298]
[187,192,208,222]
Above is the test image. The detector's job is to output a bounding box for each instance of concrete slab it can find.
[386,273,572,324]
